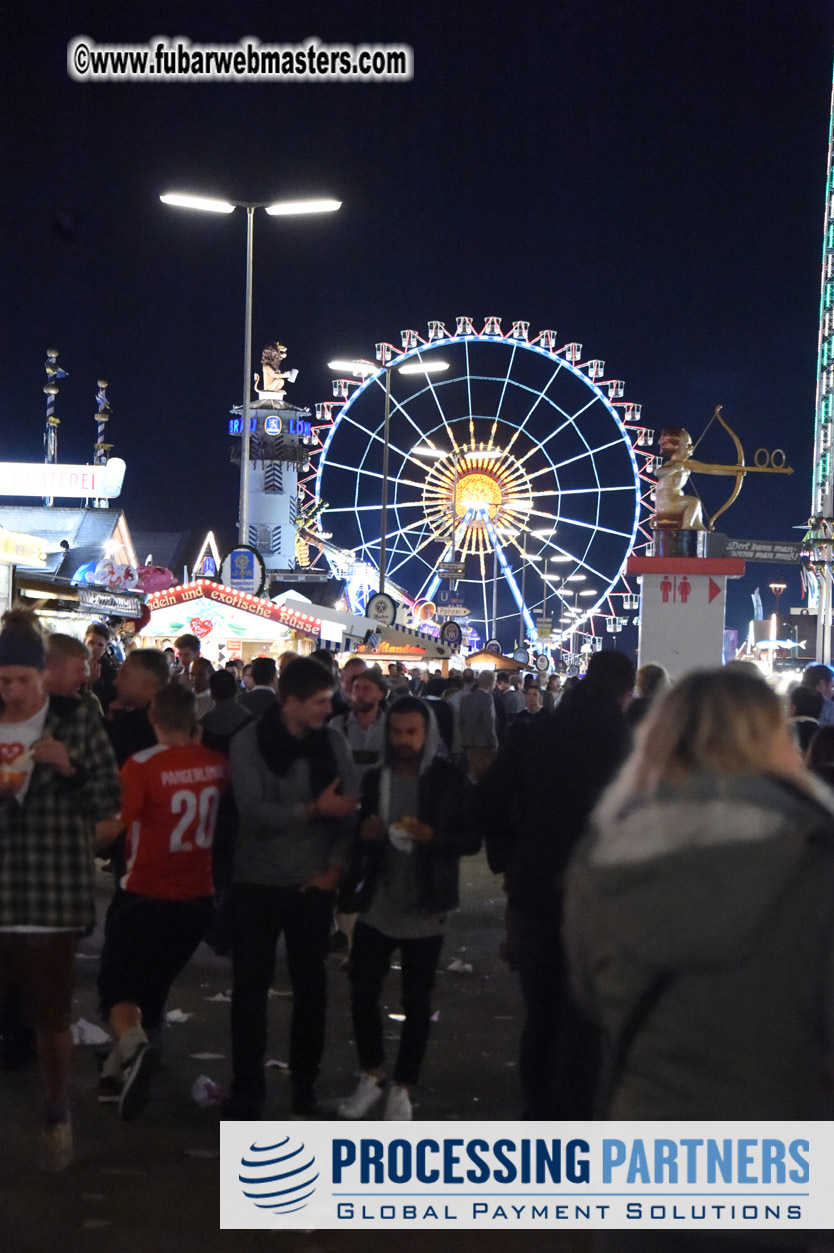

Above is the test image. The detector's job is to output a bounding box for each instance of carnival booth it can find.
[0,526,49,615]
[142,578,322,663]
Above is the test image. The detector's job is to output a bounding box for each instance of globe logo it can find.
[238,1136,319,1216]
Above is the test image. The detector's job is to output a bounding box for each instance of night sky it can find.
[3,1,834,639]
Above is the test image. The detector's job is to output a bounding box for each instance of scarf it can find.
[256,702,339,797]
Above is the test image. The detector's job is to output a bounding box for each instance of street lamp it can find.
[162,191,341,545]
[330,359,448,594]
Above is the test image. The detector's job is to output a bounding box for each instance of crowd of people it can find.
[2,604,834,1252]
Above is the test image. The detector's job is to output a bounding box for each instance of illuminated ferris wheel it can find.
[309,318,654,649]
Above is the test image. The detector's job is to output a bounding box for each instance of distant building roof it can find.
[269,576,345,608]
[131,529,236,580]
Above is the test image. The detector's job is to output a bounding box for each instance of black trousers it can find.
[229,881,334,1104]
[98,890,214,1030]
[349,919,444,1087]
[516,901,601,1120]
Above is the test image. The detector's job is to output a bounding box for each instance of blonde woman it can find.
[567,667,834,1121]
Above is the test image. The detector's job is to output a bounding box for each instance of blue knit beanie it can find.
[0,610,46,669]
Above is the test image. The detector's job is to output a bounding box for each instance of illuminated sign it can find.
[0,528,47,566]
[227,416,312,437]
[0,459,126,500]
[78,587,143,619]
[146,579,322,637]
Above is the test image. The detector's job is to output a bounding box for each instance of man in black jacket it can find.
[337,696,479,1121]
[475,649,634,1120]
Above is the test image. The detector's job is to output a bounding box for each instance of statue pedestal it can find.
[626,555,746,679]
[651,527,707,558]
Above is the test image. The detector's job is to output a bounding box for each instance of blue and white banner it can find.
[220,1121,830,1231]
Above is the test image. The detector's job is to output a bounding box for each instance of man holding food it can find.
[337,696,479,1121]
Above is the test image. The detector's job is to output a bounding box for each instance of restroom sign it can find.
[626,557,746,680]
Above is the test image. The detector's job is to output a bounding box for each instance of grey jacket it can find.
[565,770,834,1120]
[458,687,497,750]
[231,721,357,887]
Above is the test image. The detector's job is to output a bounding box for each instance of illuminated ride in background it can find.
[301,318,656,655]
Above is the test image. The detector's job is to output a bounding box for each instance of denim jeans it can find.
[349,919,444,1087]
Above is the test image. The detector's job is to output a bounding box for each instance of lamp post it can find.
[329,358,449,596]
[162,192,341,545]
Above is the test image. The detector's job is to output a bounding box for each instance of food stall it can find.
[142,578,322,662]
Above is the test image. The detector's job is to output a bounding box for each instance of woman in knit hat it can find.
[0,607,120,1171]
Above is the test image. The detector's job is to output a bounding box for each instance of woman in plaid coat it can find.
[0,608,120,1170]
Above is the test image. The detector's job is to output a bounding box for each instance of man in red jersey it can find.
[96,684,228,1120]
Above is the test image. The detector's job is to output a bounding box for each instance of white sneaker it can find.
[383,1084,412,1121]
[338,1074,385,1119]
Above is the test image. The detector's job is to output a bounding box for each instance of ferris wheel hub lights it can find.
[264,198,341,215]
[160,192,235,213]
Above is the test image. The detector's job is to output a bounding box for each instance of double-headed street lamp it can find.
[162,191,341,545]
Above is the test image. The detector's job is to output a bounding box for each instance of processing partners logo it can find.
[238,1134,318,1216]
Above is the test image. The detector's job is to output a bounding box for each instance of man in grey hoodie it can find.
[223,658,359,1118]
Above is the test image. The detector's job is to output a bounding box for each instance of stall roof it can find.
[465,649,527,670]
[0,506,137,576]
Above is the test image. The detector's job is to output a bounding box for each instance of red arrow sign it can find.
[708,577,721,604]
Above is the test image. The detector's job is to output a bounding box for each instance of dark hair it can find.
[310,648,339,679]
[84,622,110,642]
[126,648,169,688]
[278,656,334,703]
[175,633,201,653]
[583,649,636,698]
[151,682,196,732]
[210,669,239,702]
[809,724,834,771]
[802,663,834,690]
[251,656,277,687]
[387,695,430,727]
[424,676,445,697]
[790,684,824,720]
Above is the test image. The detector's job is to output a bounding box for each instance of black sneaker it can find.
[219,1094,262,1121]
[290,1084,318,1119]
[118,1043,159,1122]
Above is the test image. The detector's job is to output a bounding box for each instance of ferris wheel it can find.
[307,318,655,650]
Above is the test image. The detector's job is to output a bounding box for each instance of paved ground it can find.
[0,852,595,1253]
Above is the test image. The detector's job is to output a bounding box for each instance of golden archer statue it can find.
[653,407,793,532]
